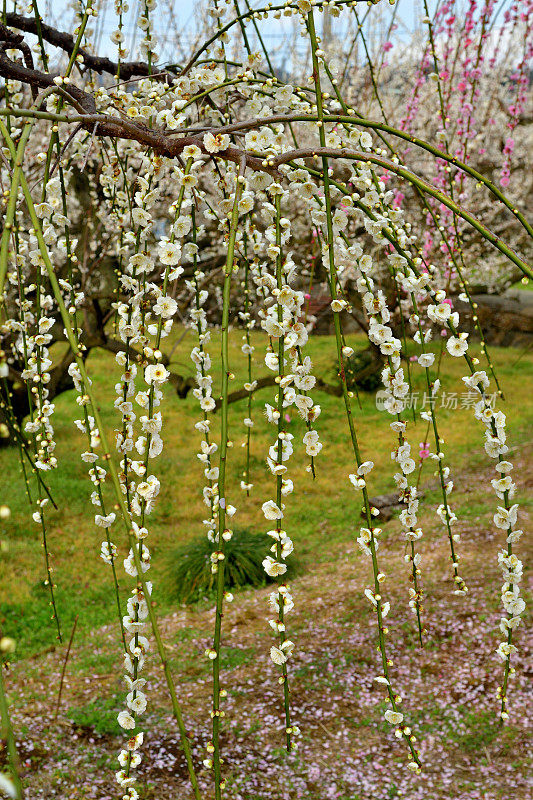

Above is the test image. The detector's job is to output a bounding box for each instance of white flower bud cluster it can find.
[4,170,85,631]
[188,267,219,549]
[360,261,428,618]
[20,316,56,465]
[307,157,428,628]
[258,192,320,671]
[238,219,258,495]
[248,184,319,744]
[137,0,159,65]
[110,0,129,62]
[288,127,425,765]
[373,171,524,717]
[72,361,123,571]
[379,183,525,707]
[463,370,524,719]
[109,154,197,793]
[373,190,466,595]
[370,178,524,711]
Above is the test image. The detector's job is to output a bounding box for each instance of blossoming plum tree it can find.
[0,1,529,798]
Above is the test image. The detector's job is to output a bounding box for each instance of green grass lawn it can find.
[510,277,532,291]
[1,327,532,658]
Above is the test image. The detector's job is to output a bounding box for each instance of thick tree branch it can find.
[0,48,280,175]
[0,36,528,277]
[0,22,34,71]
[3,13,167,82]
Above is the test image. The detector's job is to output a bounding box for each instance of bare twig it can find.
[54,614,78,722]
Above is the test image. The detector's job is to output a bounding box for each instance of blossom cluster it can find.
[257,185,321,744]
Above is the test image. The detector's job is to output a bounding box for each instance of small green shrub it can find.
[166,528,298,604]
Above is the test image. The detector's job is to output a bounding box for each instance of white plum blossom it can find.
[203,132,230,153]
[446,336,469,357]
[144,364,169,384]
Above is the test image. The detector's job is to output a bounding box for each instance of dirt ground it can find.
[2,445,531,800]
